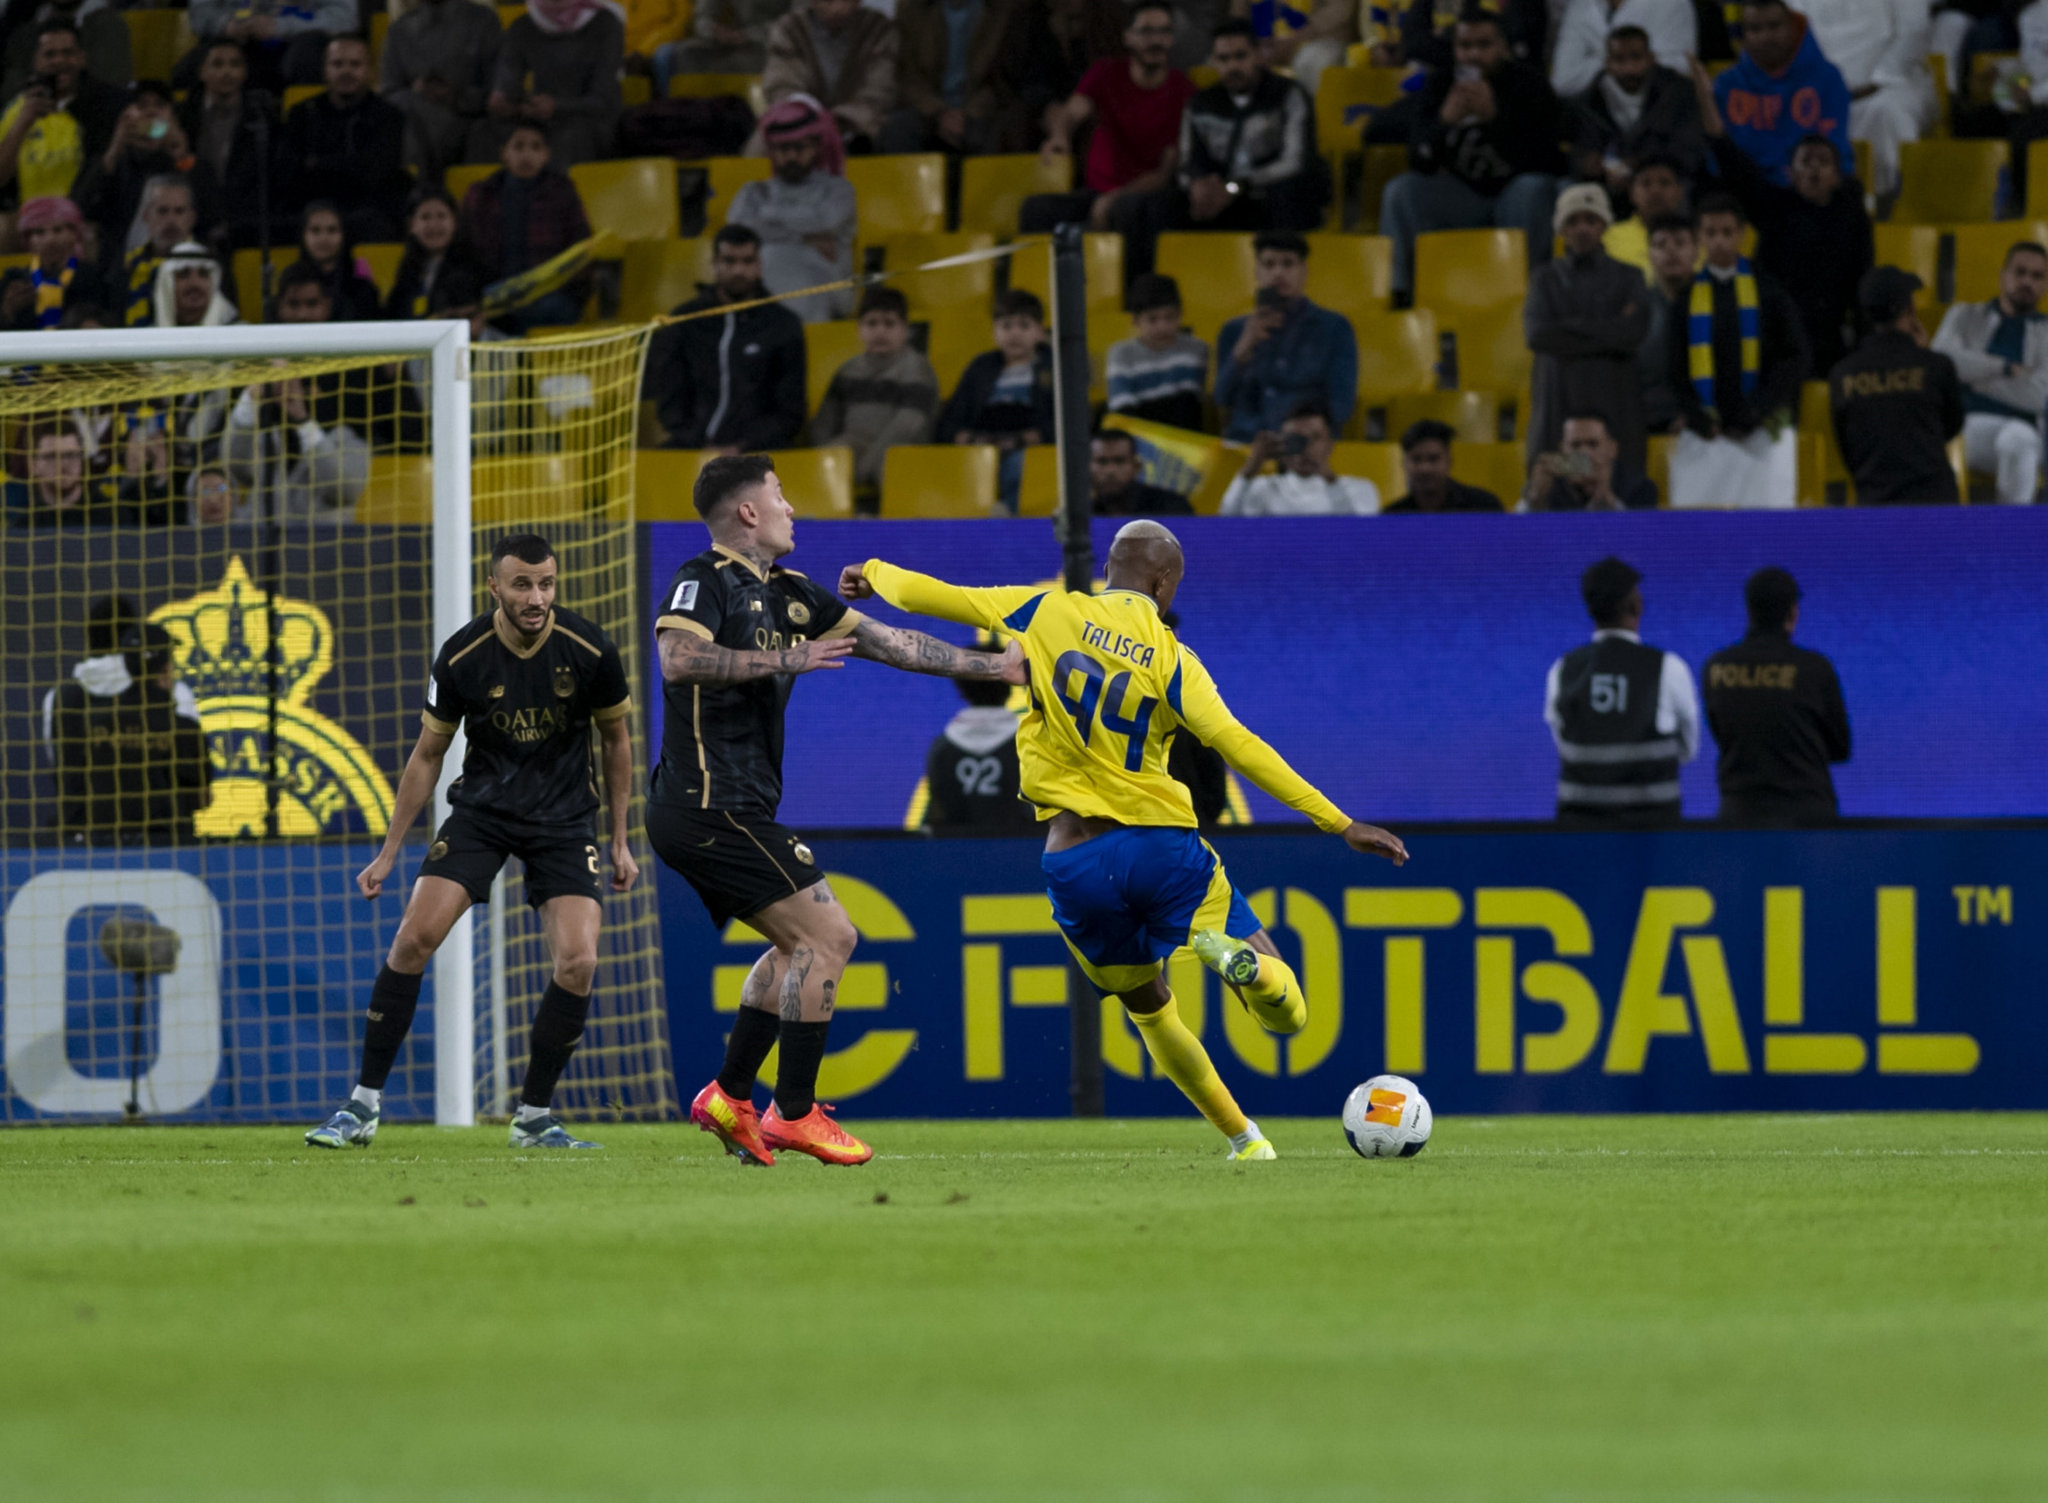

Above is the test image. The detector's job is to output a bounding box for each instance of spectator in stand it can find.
[1598,151,1689,276]
[1797,0,1935,198]
[4,422,121,525]
[476,0,624,169]
[1220,400,1379,515]
[1524,410,1659,509]
[1090,427,1192,514]
[1382,7,1565,305]
[1931,240,2048,504]
[2,0,131,98]
[938,288,1055,511]
[1368,0,1548,72]
[760,0,899,155]
[645,223,808,453]
[1381,417,1505,511]
[297,201,382,322]
[1637,209,1697,435]
[624,0,694,98]
[1552,0,1695,97]
[188,0,358,90]
[666,0,787,75]
[283,35,411,242]
[1020,2,1193,235]
[1693,57,1872,377]
[1666,192,1807,509]
[921,677,1037,834]
[1713,0,1851,187]
[1525,181,1651,484]
[1013,0,1128,142]
[1115,18,1322,279]
[178,40,273,251]
[119,175,199,325]
[385,188,489,318]
[38,594,140,768]
[810,285,939,497]
[727,95,858,323]
[188,464,242,527]
[1215,230,1357,442]
[381,0,503,187]
[461,122,594,331]
[1830,266,1962,505]
[151,240,239,328]
[1252,0,1354,98]
[883,0,1032,155]
[75,82,203,270]
[1106,272,1208,431]
[18,195,105,325]
[0,22,128,225]
[1568,27,1707,194]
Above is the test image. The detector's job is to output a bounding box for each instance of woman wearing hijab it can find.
[384,187,489,319]
[296,199,382,321]
[471,0,625,167]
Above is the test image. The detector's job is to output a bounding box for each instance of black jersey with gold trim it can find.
[651,544,860,819]
[422,606,632,829]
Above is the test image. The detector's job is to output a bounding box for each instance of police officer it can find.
[1829,266,1964,505]
[1703,567,1851,825]
[1544,557,1700,826]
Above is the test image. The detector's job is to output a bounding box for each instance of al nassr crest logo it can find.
[150,557,396,837]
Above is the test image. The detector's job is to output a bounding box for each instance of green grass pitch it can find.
[3,1114,2045,1502]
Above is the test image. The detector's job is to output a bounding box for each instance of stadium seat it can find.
[2027,141,2048,220]
[1315,67,1409,223]
[1798,379,1847,506]
[1449,441,1526,503]
[845,154,946,238]
[1415,229,1527,324]
[355,242,404,298]
[497,3,524,26]
[1017,445,1062,516]
[622,75,651,108]
[1006,232,1124,323]
[637,448,710,521]
[1358,145,1407,232]
[368,10,390,64]
[283,84,323,113]
[1387,390,1500,446]
[620,237,713,322]
[960,153,1073,235]
[354,454,434,525]
[803,319,868,417]
[1891,140,2008,224]
[474,454,587,524]
[1646,434,1673,507]
[568,158,681,241]
[882,232,996,327]
[1949,220,2048,306]
[1328,441,1403,501]
[1155,232,1256,351]
[1871,224,1940,313]
[882,444,999,516]
[668,73,768,115]
[231,248,298,322]
[702,155,772,225]
[446,162,495,206]
[1304,233,1392,321]
[1928,56,1952,140]
[1452,302,1533,405]
[1352,308,1440,434]
[124,9,189,82]
[769,446,856,518]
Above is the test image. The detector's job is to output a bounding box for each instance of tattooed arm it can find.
[657,627,855,684]
[849,617,1025,682]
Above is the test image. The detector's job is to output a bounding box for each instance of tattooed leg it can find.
[747,882,860,1024]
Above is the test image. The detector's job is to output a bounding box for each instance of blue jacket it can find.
[1712,15,1851,188]
[1215,298,1357,442]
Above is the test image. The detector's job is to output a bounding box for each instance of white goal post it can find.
[1,320,477,1125]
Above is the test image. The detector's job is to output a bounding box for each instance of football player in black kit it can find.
[654,454,1021,1167]
[307,534,640,1151]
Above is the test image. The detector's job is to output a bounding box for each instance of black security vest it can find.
[1553,636,1682,821]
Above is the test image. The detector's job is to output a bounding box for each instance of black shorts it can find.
[647,801,825,929]
[416,806,604,910]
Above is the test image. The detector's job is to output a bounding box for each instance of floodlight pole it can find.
[1050,224,1104,1118]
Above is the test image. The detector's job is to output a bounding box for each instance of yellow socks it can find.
[1242,953,1308,1036]
[1129,993,1249,1138]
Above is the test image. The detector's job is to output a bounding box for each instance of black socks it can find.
[358,965,424,1090]
[717,1006,781,1099]
[520,981,591,1109]
[773,1019,832,1121]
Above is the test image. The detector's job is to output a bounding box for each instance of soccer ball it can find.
[1341,1075,1432,1158]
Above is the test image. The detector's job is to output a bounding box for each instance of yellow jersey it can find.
[862,560,1351,834]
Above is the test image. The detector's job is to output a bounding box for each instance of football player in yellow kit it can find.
[841,521,1407,1158]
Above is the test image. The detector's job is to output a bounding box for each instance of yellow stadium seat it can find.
[803,319,868,417]
[1017,445,1062,517]
[1353,307,1440,416]
[1796,379,1845,506]
[1387,389,1500,446]
[568,158,680,241]
[1949,220,2048,306]
[1454,301,1533,399]
[1928,57,1951,140]
[961,153,1073,235]
[1450,441,1526,504]
[1358,145,1407,232]
[125,10,188,82]
[1870,223,1941,314]
[1328,441,1403,501]
[620,237,713,321]
[1315,67,1407,222]
[283,84,323,114]
[1891,140,2008,224]
[497,4,525,28]
[668,72,768,115]
[473,454,587,523]
[702,155,772,225]
[355,242,404,297]
[354,454,435,525]
[845,154,946,238]
[770,446,856,518]
[369,11,390,66]
[1853,139,1872,189]
[622,75,651,108]
[637,449,710,520]
[927,338,980,396]
[231,248,300,322]
[1304,232,1391,319]
[1155,232,1257,351]
[446,162,495,206]
[1415,228,1527,325]
[882,444,999,517]
[1646,433,1673,507]
[882,232,995,327]
[1006,232,1125,323]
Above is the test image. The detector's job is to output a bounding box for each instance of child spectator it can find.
[460,122,592,332]
[810,286,938,505]
[385,188,488,319]
[937,288,1055,513]
[1106,272,1208,431]
[297,200,381,322]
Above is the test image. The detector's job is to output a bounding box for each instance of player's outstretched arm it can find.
[596,715,640,892]
[847,618,1026,682]
[657,627,855,684]
[359,724,454,899]
[838,559,1042,630]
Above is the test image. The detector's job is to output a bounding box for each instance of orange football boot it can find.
[760,1102,873,1165]
[690,1080,776,1166]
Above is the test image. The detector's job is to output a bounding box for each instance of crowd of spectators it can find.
[3,0,2046,525]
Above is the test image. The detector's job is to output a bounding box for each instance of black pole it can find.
[1049,224,1104,1116]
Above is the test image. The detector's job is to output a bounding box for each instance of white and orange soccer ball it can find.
[1341,1075,1432,1158]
